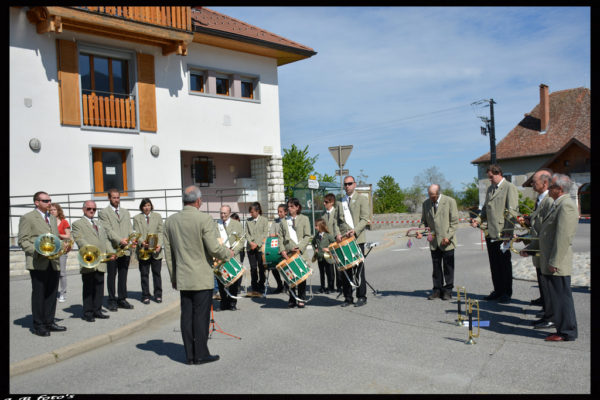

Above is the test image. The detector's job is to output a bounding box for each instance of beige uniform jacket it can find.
[529,194,554,269]
[419,194,459,251]
[477,179,519,240]
[312,231,336,264]
[335,194,370,244]
[215,218,245,261]
[245,215,269,252]
[278,214,312,263]
[98,205,133,255]
[71,217,112,273]
[18,210,60,271]
[322,207,340,237]
[163,206,231,291]
[133,212,164,260]
[528,195,578,276]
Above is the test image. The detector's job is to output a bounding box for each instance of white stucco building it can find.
[9,6,316,241]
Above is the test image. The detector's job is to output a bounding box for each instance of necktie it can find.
[45,213,50,226]
[434,202,438,214]
[292,218,296,229]
[115,209,120,219]
[92,219,98,233]
[146,215,150,225]
[534,197,540,211]
[491,185,497,196]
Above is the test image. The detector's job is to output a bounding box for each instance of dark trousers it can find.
[29,268,59,330]
[106,255,130,303]
[289,281,306,305]
[539,269,553,321]
[485,238,512,297]
[180,290,212,362]
[544,274,578,340]
[318,259,335,290]
[336,269,343,291]
[342,243,366,302]
[217,278,240,309]
[248,249,266,292]
[82,271,105,318]
[535,267,547,309]
[268,266,284,289]
[139,257,162,300]
[430,248,454,295]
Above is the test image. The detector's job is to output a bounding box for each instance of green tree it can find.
[282,144,318,198]
[518,192,536,215]
[457,177,479,210]
[373,175,407,213]
[315,172,336,183]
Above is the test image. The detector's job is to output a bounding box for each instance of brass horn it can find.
[139,233,159,261]
[78,245,115,269]
[405,227,435,248]
[465,299,480,345]
[116,231,141,257]
[34,233,73,260]
[509,235,541,257]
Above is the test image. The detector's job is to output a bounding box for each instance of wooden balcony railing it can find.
[82,93,136,129]
[73,6,192,31]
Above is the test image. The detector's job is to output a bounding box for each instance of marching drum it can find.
[214,257,245,287]
[329,237,364,271]
[262,235,283,270]
[276,253,312,288]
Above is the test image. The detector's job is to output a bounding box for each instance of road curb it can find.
[10,300,180,377]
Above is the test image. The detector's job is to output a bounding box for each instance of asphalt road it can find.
[8,224,591,394]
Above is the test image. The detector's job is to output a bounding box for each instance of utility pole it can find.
[472,98,497,164]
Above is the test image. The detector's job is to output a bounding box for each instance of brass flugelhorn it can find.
[34,233,73,260]
[509,234,541,257]
[115,231,141,257]
[78,245,116,269]
[138,233,159,261]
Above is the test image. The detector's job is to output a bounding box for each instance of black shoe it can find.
[33,328,50,337]
[534,320,555,330]
[142,298,151,305]
[341,301,354,307]
[186,360,195,365]
[155,297,163,303]
[530,297,543,306]
[195,355,220,364]
[47,323,67,332]
[94,312,110,319]
[318,288,325,293]
[117,300,134,309]
[107,303,118,312]
[273,287,283,294]
[535,311,546,319]
[324,289,331,294]
[82,315,96,322]
[428,291,441,300]
[355,298,367,307]
[497,295,511,304]
[288,302,296,308]
[484,292,500,301]
[442,292,452,300]
[229,305,237,311]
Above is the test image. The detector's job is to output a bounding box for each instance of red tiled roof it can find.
[191,7,316,55]
[471,87,590,164]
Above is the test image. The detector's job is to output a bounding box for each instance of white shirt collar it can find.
[111,205,120,213]
[37,209,48,219]
[537,190,549,202]
[496,178,505,188]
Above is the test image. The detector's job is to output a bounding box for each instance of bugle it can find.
[34,233,73,260]
[78,244,116,269]
[138,233,159,261]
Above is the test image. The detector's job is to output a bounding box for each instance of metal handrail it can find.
[9,186,272,248]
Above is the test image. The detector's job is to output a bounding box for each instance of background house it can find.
[471,84,590,214]
[9,6,316,243]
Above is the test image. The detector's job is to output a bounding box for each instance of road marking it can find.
[391,249,410,251]
[474,242,487,245]
[420,247,430,250]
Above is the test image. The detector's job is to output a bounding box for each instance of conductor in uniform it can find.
[164,185,233,364]
[418,184,458,300]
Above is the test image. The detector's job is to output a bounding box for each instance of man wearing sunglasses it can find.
[72,201,115,322]
[18,191,67,336]
[334,176,370,307]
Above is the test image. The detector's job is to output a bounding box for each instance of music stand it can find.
[208,304,241,340]
[363,243,380,296]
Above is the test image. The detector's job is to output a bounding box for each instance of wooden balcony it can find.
[26,6,193,56]
[82,93,136,130]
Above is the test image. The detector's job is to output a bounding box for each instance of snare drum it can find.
[329,237,364,271]
[276,253,312,288]
[214,257,245,287]
[262,235,283,270]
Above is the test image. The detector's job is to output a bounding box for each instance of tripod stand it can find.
[208,305,241,340]
[335,242,380,298]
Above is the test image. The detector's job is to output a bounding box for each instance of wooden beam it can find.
[162,41,187,56]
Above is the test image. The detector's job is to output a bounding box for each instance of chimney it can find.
[539,84,549,133]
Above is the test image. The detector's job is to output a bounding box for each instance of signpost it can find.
[328,145,353,191]
[308,175,319,235]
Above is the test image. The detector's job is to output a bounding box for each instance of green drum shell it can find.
[263,236,283,269]
[276,255,312,288]
[215,257,245,287]
[331,238,364,271]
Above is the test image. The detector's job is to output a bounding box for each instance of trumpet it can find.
[115,231,141,257]
[34,233,73,260]
[78,244,116,269]
[138,233,159,261]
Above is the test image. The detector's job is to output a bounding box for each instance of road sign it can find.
[308,178,319,190]
[328,145,353,168]
[335,169,349,176]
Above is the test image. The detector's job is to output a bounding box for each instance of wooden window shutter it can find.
[137,53,157,132]
[56,39,81,126]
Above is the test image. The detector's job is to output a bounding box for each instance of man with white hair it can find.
[522,174,578,342]
[164,185,233,364]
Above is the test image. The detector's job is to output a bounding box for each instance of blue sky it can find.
[211,6,590,192]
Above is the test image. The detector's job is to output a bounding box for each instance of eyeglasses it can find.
[38,199,52,203]
[86,208,97,211]
[344,182,355,186]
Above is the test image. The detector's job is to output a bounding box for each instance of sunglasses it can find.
[344,182,355,186]
[86,207,97,211]
[39,199,52,203]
